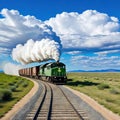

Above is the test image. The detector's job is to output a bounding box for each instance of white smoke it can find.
[12,39,61,64]
[3,62,22,75]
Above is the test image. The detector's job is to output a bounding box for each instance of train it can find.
[19,61,67,83]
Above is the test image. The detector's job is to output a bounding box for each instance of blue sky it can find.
[0,0,120,73]
[0,0,120,20]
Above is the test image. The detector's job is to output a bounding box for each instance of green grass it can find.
[0,73,34,118]
[66,72,120,115]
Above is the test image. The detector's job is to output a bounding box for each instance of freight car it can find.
[19,61,67,83]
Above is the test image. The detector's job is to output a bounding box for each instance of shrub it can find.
[15,84,19,88]
[15,77,20,80]
[0,89,12,101]
[0,105,3,108]
[17,80,23,84]
[22,82,28,87]
[105,98,114,103]
[13,81,17,84]
[98,83,110,90]
[0,90,2,101]
[10,86,17,92]
[110,88,120,94]
[8,82,14,86]
[94,77,99,80]
[107,78,113,81]
[2,89,12,101]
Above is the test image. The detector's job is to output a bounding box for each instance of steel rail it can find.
[59,86,85,120]
[46,83,53,120]
[33,83,47,120]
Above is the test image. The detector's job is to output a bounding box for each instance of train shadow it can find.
[66,79,99,87]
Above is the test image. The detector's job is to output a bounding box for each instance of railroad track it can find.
[25,81,88,120]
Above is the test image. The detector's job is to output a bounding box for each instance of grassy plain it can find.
[0,73,34,118]
[67,72,120,115]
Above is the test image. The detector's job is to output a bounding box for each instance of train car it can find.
[31,66,40,78]
[19,69,25,76]
[26,68,30,76]
[24,68,27,76]
[29,68,32,77]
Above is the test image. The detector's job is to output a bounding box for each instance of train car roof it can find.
[40,63,49,68]
[19,62,65,70]
[19,65,40,70]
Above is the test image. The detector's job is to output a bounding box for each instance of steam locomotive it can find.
[19,61,67,83]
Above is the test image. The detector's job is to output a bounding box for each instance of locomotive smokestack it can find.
[57,60,59,63]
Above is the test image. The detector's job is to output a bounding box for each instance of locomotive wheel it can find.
[49,77,52,83]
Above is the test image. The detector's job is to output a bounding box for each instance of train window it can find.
[57,64,65,68]
[50,63,65,68]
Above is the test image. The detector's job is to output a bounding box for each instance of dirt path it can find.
[64,86,120,120]
[1,78,39,120]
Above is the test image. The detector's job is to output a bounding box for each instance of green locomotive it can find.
[39,62,67,83]
[19,61,67,83]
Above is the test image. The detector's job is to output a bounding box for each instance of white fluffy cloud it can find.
[65,51,81,55]
[71,55,120,70]
[0,8,61,54]
[46,10,120,53]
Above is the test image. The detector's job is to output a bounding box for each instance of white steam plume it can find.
[12,39,61,64]
[3,62,22,75]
